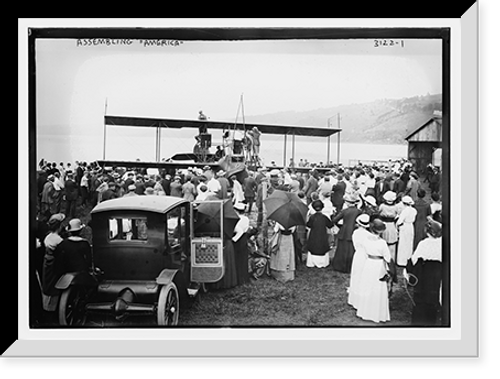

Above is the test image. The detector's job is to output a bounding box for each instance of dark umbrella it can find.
[194,199,240,239]
[263,190,308,229]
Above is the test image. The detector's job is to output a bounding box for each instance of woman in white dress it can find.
[347,213,372,309]
[378,191,400,262]
[355,219,392,323]
[269,222,296,282]
[396,196,417,267]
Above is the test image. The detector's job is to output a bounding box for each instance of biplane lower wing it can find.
[97,160,221,170]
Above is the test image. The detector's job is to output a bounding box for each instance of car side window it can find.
[166,209,181,248]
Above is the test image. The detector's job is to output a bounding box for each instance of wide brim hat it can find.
[234,202,246,211]
[426,220,442,238]
[48,213,66,226]
[362,195,377,207]
[355,214,370,228]
[311,199,324,211]
[66,218,84,232]
[402,195,415,205]
[371,219,387,233]
[383,191,397,203]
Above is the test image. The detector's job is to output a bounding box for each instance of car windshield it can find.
[108,217,147,241]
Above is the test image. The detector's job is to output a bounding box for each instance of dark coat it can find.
[413,198,431,249]
[331,181,346,210]
[160,178,171,195]
[306,211,333,255]
[374,178,393,204]
[243,176,257,199]
[331,206,362,242]
[65,179,79,201]
[393,178,406,196]
[303,176,319,200]
[44,236,92,295]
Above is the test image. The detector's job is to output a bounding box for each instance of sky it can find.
[34,36,442,163]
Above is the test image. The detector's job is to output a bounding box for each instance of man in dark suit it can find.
[374,172,394,205]
[64,173,79,218]
[331,174,346,213]
[243,172,257,214]
[303,170,319,205]
[393,171,407,197]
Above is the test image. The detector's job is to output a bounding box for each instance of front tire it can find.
[157,282,179,326]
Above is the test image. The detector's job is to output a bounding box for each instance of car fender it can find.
[156,269,179,286]
[54,272,98,291]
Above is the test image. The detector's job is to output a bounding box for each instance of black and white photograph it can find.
[28,26,450,331]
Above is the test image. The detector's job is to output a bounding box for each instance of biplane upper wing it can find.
[104,115,341,137]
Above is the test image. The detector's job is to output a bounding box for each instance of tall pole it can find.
[337,113,341,165]
[158,124,162,162]
[283,134,287,167]
[103,98,108,160]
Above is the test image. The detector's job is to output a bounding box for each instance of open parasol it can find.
[194,199,240,239]
[263,190,308,229]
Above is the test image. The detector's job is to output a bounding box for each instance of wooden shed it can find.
[405,111,442,174]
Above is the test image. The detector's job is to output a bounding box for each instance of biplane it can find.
[98,111,342,175]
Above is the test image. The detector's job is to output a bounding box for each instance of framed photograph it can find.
[11,11,478,357]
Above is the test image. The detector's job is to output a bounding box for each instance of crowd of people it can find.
[34,156,443,325]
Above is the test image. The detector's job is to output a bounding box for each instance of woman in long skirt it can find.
[331,194,362,273]
[270,222,296,282]
[410,220,443,325]
[306,200,333,268]
[211,239,238,290]
[347,213,371,309]
[232,203,250,285]
[355,219,392,323]
[396,196,417,267]
[413,189,432,250]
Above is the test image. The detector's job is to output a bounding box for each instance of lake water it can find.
[36,132,408,168]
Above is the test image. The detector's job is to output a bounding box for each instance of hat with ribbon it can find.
[383,191,397,204]
[355,213,370,228]
[66,218,84,233]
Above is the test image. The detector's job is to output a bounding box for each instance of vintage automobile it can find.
[55,196,230,326]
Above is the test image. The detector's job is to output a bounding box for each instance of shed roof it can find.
[91,196,188,215]
[404,113,442,141]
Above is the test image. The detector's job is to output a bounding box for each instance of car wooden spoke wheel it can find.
[58,286,88,326]
[157,282,179,326]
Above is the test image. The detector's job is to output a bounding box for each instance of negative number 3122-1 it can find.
[374,39,405,47]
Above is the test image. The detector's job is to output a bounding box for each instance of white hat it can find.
[66,218,84,232]
[383,191,397,203]
[234,202,246,211]
[48,213,66,226]
[363,195,377,207]
[355,214,370,227]
[402,196,415,205]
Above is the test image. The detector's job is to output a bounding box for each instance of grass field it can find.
[178,259,413,327]
[72,194,415,328]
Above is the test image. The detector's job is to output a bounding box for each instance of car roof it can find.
[91,196,189,215]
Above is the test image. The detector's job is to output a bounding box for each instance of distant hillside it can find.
[245,94,442,144]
